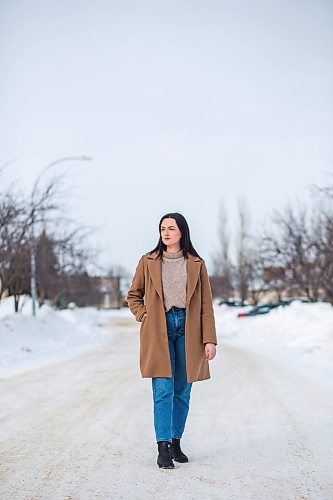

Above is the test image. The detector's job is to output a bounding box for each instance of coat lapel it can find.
[186,254,201,305]
[147,252,163,301]
[147,251,201,305]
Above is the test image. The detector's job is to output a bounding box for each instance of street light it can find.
[30,155,92,316]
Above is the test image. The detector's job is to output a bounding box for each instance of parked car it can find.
[238,302,288,318]
[218,299,244,307]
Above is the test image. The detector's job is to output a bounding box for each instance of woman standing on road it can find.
[126,212,217,469]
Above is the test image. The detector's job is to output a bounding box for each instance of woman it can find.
[126,212,217,469]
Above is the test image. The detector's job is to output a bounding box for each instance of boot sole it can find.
[157,458,175,469]
[170,452,188,463]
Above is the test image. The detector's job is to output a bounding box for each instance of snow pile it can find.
[0,296,130,378]
[1,295,332,381]
[215,301,333,378]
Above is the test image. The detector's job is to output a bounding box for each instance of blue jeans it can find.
[151,306,193,443]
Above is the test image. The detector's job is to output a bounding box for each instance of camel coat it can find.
[126,251,217,383]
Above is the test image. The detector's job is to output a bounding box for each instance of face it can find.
[160,218,182,248]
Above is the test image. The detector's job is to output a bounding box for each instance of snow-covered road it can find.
[1,315,332,500]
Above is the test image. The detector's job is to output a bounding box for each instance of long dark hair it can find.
[149,212,202,260]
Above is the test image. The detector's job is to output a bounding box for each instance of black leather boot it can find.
[170,438,189,463]
[157,441,174,469]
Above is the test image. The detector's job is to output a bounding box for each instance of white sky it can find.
[1,0,332,274]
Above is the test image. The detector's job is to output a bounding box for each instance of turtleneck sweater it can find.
[162,249,187,312]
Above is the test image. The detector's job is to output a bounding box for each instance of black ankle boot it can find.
[157,441,174,469]
[170,438,189,463]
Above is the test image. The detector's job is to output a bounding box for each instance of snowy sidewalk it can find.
[1,315,332,500]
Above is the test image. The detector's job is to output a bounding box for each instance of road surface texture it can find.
[1,316,332,499]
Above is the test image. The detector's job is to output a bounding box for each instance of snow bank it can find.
[1,295,332,382]
[0,296,131,378]
[215,301,333,379]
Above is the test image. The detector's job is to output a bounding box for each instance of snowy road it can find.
[1,316,332,500]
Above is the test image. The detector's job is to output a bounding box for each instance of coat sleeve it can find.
[200,261,218,345]
[126,256,147,322]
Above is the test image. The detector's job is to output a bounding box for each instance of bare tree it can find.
[263,204,323,301]
[0,189,31,311]
[0,170,100,311]
[1,161,132,311]
[49,227,100,307]
[246,244,268,305]
[235,199,252,305]
[211,201,234,299]
[309,184,333,303]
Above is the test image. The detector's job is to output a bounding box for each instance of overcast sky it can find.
[1,0,332,274]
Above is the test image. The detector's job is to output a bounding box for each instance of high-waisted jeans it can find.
[151,306,193,443]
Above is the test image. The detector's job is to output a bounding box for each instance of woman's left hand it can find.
[205,343,216,361]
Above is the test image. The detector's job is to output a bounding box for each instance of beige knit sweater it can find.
[161,249,187,312]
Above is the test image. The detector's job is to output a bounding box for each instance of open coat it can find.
[126,251,217,383]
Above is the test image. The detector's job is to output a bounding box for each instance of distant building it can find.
[63,274,122,309]
[98,276,122,309]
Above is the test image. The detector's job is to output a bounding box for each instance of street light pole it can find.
[30,155,92,316]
